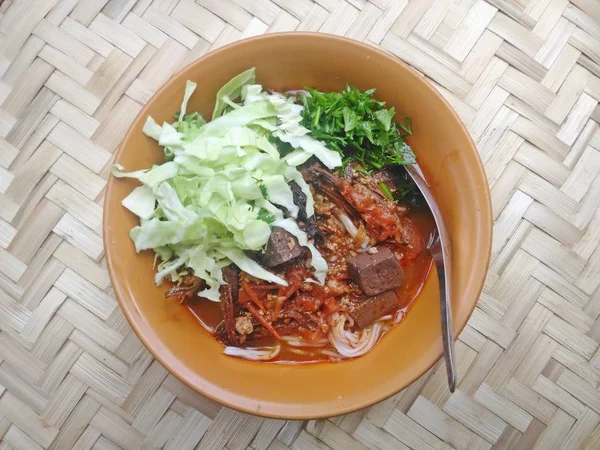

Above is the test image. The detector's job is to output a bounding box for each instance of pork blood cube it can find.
[347,247,403,296]
[262,227,304,267]
[350,290,400,328]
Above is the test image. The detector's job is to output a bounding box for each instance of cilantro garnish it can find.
[300,85,416,171]
[257,208,275,225]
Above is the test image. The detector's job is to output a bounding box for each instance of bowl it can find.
[103,33,492,419]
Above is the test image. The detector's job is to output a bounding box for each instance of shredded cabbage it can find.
[179,80,197,122]
[121,185,155,220]
[114,68,341,301]
[213,68,256,120]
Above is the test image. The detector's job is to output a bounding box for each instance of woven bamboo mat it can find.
[0,0,600,449]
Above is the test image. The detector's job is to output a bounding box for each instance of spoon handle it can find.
[430,237,456,392]
[405,165,456,392]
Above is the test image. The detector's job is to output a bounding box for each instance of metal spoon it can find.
[405,165,456,392]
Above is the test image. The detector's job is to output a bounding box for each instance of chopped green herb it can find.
[395,185,414,201]
[259,183,268,199]
[392,169,422,207]
[173,111,206,125]
[172,111,207,143]
[398,117,412,135]
[378,182,394,201]
[257,208,275,225]
[300,85,416,172]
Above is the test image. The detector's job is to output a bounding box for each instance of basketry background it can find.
[0,0,600,449]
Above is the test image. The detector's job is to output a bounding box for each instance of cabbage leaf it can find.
[114,68,341,301]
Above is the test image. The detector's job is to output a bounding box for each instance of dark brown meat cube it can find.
[348,247,403,296]
[262,227,304,267]
[350,290,399,328]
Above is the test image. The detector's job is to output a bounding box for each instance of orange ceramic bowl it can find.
[104,33,492,419]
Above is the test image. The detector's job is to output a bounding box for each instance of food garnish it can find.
[300,85,415,171]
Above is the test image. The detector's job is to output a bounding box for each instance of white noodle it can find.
[288,348,313,355]
[394,309,406,325]
[327,313,387,358]
[223,345,280,361]
[337,212,358,237]
[282,336,330,347]
[336,212,369,248]
[318,349,342,358]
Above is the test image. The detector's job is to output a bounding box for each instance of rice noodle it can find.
[282,336,330,347]
[318,349,343,358]
[288,348,313,355]
[327,313,386,358]
[223,345,280,361]
[394,308,406,325]
[336,212,369,248]
[337,212,359,237]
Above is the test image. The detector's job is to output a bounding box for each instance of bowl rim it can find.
[103,31,492,419]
